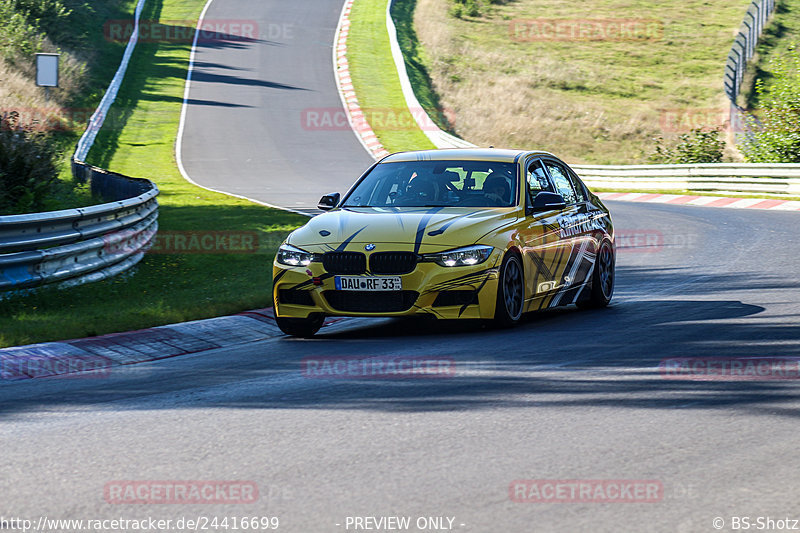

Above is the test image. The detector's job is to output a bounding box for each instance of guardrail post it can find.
[724,0,777,137]
[743,18,754,58]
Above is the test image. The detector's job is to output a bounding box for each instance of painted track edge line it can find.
[333,0,389,161]
[597,192,800,211]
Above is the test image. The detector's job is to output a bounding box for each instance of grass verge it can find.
[0,0,307,348]
[347,0,437,152]
[390,0,455,135]
[412,0,754,164]
[744,0,800,108]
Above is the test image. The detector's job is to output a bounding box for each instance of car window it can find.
[544,161,578,205]
[342,160,518,208]
[566,168,587,203]
[527,159,553,195]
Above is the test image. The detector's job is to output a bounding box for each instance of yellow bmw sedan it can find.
[272,148,614,337]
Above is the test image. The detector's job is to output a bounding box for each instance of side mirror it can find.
[318,192,340,211]
[530,191,566,213]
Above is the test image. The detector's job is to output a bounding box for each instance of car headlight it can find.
[424,245,493,267]
[276,243,316,267]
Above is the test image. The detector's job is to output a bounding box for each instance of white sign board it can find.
[36,53,59,87]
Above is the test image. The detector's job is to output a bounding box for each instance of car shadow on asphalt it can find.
[1,267,799,418]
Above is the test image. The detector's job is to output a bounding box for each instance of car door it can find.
[517,157,569,307]
[540,158,597,304]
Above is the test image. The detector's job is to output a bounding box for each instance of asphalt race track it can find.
[3,1,799,532]
[179,0,375,210]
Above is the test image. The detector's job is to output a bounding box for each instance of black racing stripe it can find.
[560,242,583,282]
[426,276,487,294]
[458,273,492,317]
[273,269,288,286]
[335,226,368,252]
[526,250,553,281]
[555,285,582,307]
[286,272,334,292]
[427,209,488,237]
[526,252,543,293]
[549,243,590,306]
[427,219,457,237]
[413,207,444,255]
[426,268,497,292]
[384,206,406,230]
[429,271,488,287]
[574,253,594,286]
[548,240,568,280]
[337,209,349,238]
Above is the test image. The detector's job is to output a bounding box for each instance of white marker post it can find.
[35,53,60,102]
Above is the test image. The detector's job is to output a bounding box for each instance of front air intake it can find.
[322,252,367,274]
[369,252,419,274]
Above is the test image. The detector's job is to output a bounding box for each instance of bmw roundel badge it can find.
[365,243,376,251]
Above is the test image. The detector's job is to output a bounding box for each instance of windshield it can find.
[342,160,518,208]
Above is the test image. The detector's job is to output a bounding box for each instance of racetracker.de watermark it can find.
[614,230,699,254]
[615,230,664,253]
[509,479,663,503]
[104,481,259,504]
[659,108,744,134]
[509,19,664,42]
[301,356,459,379]
[660,357,800,381]
[103,19,287,43]
[1,354,112,380]
[301,107,454,132]
[104,231,260,255]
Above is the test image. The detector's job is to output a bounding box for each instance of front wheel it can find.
[494,252,525,327]
[578,240,614,309]
[275,314,324,337]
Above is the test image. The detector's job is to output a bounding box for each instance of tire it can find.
[275,314,324,337]
[494,252,525,326]
[578,239,614,309]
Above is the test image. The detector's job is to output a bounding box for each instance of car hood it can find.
[288,207,517,252]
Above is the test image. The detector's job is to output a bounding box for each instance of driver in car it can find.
[482,173,511,205]
[397,175,440,205]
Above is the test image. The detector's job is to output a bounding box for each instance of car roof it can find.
[380,148,555,164]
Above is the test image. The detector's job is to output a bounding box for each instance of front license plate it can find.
[335,276,402,291]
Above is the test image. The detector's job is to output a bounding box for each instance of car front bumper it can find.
[273,252,502,320]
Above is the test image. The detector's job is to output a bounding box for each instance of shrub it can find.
[0,6,45,60]
[449,0,506,18]
[648,128,725,164]
[0,0,92,65]
[450,0,480,18]
[0,112,61,214]
[741,44,800,163]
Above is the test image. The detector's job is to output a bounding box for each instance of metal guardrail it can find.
[0,0,158,292]
[385,0,474,150]
[724,0,777,137]
[573,163,800,195]
[0,163,158,290]
[75,0,147,161]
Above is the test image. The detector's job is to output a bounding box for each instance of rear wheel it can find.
[275,314,324,337]
[578,240,614,309]
[494,252,525,326]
